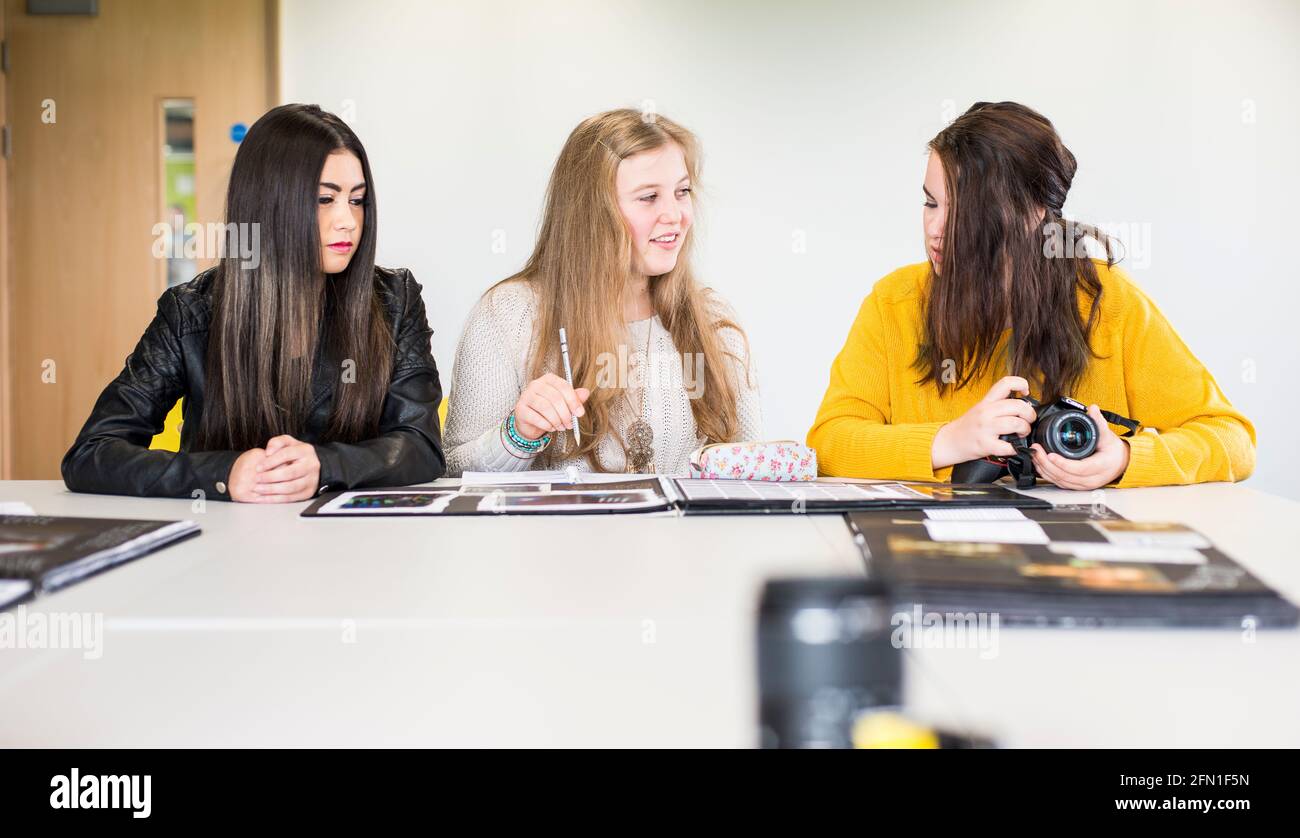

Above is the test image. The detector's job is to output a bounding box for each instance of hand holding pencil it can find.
[511,330,589,444]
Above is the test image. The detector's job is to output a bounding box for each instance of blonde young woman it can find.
[444,109,761,475]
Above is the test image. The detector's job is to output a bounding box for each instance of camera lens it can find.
[1037,411,1097,459]
[757,577,901,748]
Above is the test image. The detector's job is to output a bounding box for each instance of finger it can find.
[1029,447,1057,484]
[250,491,309,504]
[257,460,311,484]
[525,395,564,434]
[1031,444,1064,476]
[538,373,576,400]
[989,438,1018,458]
[257,448,297,474]
[1087,404,1117,443]
[529,392,566,432]
[259,443,310,473]
[255,475,313,496]
[561,385,585,417]
[575,387,591,403]
[1032,447,1080,489]
[1047,451,1104,478]
[993,416,1033,437]
[237,449,267,474]
[1013,399,1039,424]
[989,398,1037,424]
[533,386,572,429]
[515,406,552,440]
[539,381,582,420]
[983,376,1030,403]
[265,435,297,455]
[248,490,292,504]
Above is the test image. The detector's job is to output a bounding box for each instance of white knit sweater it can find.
[444,280,762,476]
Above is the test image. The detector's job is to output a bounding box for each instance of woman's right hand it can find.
[931,376,1038,469]
[512,373,590,441]
[227,447,267,502]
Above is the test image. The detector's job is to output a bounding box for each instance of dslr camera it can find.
[951,395,1138,488]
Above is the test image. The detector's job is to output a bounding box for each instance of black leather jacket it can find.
[62,266,445,500]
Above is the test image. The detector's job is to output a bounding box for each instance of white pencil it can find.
[559,327,580,446]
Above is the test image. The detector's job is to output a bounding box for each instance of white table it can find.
[1,479,1297,747]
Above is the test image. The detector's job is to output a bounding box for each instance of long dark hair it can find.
[914,101,1118,402]
[195,104,393,451]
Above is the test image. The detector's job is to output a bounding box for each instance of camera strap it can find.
[1005,439,1038,489]
[1098,409,1140,437]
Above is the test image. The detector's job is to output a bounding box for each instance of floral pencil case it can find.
[688,441,818,481]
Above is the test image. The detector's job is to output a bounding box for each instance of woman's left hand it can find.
[1030,404,1130,491]
[252,434,321,502]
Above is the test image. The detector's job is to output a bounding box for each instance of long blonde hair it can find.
[493,108,745,471]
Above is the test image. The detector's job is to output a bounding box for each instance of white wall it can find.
[281,0,1300,499]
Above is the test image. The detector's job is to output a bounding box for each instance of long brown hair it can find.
[914,101,1118,402]
[195,104,393,451]
[494,108,745,471]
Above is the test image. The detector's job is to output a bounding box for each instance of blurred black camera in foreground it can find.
[757,577,901,748]
[756,577,994,748]
[952,395,1139,488]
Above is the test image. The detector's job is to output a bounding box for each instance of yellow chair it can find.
[150,400,184,452]
[149,398,448,452]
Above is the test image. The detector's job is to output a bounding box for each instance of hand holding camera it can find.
[1027,402,1131,490]
[936,376,1139,489]
[931,376,1038,468]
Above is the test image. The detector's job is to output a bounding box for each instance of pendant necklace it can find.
[624,318,655,473]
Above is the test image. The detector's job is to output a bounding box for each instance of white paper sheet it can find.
[1092,522,1212,549]
[923,507,1028,521]
[1048,542,1207,564]
[318,490,458,515]
[674,479,926,502]
[923,519,1050,545]
[458,471,662,487]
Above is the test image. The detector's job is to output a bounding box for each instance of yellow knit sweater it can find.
[807,261,1255,487]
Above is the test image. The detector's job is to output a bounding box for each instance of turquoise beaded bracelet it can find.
[504,411,551,456]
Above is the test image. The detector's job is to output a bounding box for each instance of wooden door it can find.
[2,0,277,478]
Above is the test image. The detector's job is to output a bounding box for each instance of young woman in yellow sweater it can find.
[807,101,1254,490]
